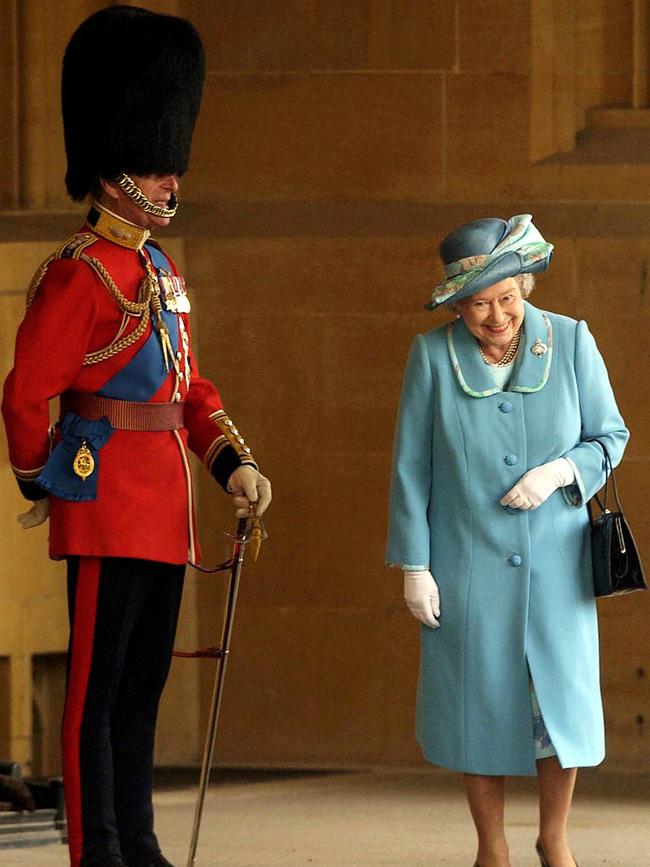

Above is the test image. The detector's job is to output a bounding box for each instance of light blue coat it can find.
[386,303,629,776]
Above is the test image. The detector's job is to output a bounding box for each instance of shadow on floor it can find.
[153,765,356,790]
[153,763,650,800]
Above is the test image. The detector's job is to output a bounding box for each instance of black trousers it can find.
[63,557,185,867]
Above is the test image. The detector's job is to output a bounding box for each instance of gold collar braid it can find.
[87,202,150,250]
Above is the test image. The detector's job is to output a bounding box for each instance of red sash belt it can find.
[61,391,185,431]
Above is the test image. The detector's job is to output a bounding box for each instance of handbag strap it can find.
[591,439,623,513]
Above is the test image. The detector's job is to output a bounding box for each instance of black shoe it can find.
[536,839,579,867]
[536,840,549,866]
[144,855,175,867]
[123,848,175,867]
[80,858,127,867]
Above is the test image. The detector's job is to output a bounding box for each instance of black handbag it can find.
[589,440,647,597]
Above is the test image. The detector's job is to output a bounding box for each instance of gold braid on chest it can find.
[81,256,155,365]
[83,257,178,373]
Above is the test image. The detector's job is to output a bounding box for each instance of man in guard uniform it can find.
[2,7,271,867]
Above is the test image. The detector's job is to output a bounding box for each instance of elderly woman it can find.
[386,215,628,867]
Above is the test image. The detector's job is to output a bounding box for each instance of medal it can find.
[158,268,191,313]
[174,282,191,313]
[158,270,178,312]
[171,274,191,312]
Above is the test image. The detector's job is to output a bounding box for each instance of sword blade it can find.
[186,518,248,866]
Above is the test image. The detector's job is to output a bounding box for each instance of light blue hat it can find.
[425,214,553,310]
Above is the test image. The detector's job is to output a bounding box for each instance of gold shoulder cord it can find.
[25,233,97,307]
[82,257,153,365]
[26,256,54,307]
[25,233,156,366]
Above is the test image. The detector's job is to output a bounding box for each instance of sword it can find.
[173,511,264,866]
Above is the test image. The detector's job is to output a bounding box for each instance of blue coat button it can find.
[509,554,522,567]
[499,401,513,413]
[504,454,518,466]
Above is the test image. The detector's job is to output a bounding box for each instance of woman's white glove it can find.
[500,458,574,511]
[18,497,50,529]
[228,466,272,517]
[403,570,440,629]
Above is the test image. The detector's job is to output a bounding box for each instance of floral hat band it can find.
[425,214,554,310]
[444,254,491,278]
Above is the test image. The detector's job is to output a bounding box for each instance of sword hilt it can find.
[234,510,265,562]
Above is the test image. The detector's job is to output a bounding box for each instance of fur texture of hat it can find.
[62,5,205,201]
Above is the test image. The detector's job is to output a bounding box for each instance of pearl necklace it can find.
[478,328,521,367]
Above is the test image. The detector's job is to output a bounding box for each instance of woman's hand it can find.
[500,458,574,510]
[403,570,440,629]
[228,466,272,517]
[18,497,50,529]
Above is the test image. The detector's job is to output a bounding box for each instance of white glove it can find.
[228,466,272,517]
[403,570,440,629]
[500,458,574,511]
[18,498,50,529]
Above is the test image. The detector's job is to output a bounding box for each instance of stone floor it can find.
[1,767,649,866]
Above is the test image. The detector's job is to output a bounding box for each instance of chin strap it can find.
[116,172,179,218]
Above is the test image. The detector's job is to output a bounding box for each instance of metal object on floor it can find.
[0,764,66,849]
[173,514,262,867]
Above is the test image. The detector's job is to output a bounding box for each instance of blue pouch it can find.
[37,413,114,502]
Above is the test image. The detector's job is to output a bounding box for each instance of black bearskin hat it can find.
[62,5,205,201]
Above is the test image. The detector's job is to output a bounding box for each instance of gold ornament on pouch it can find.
[73,440,95,481]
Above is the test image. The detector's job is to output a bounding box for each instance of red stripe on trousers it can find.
[62,557,101,867]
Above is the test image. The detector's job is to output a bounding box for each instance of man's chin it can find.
[144,214,172,230]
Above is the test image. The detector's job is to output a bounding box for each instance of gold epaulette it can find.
[205,410,256,470]
[56,232,98,260]
[26,233,98,307]
[24,233,154,366]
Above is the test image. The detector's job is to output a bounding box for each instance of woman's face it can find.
[456,277,525,350]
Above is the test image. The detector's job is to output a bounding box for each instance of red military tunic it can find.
[2,208,255,565]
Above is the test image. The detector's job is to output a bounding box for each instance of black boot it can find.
[144,855,175,867]
[80,858,128,867]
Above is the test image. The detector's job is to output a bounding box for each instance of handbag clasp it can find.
[615,516,626,554]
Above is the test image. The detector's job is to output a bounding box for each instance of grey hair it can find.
[514,273,535,298]
[446,273,536,313]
